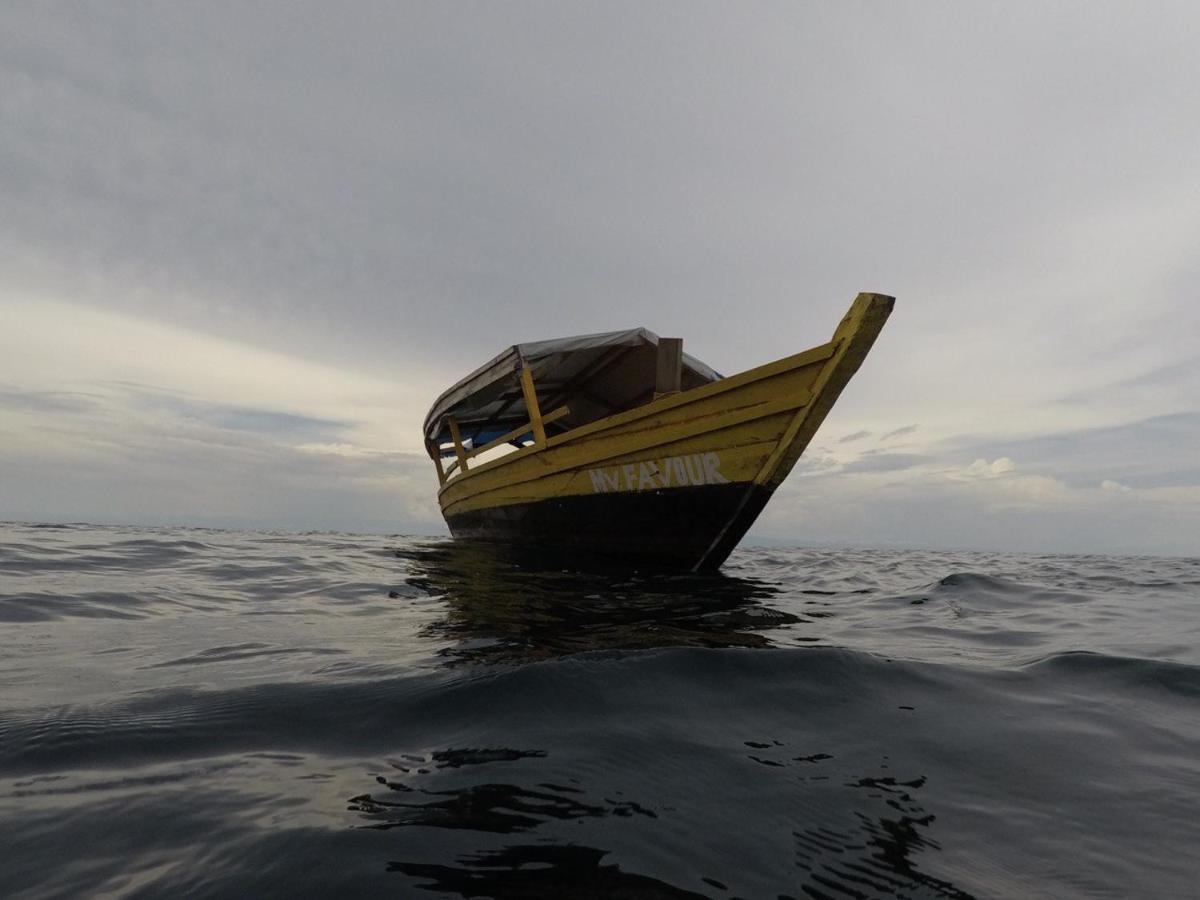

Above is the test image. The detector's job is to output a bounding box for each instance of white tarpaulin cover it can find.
[423,328,723,448]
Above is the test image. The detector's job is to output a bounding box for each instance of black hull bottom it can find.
[444,482,774,571]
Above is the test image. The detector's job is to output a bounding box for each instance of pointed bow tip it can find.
[858,291,896,308]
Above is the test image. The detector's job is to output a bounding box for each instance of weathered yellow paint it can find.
[538,340,835,450]
[432,293,894,520]
[438,360,823,499]
[438,396,799,513]
[443,439,779,517]
[754,293,895,489]
[520,366,547,448]
[447,417,468,473]
[428,440,447,486]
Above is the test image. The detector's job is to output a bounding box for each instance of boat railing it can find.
[433,403,571,486]
[430,340,690,489]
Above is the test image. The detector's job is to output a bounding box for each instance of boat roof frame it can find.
[422,327,723,447]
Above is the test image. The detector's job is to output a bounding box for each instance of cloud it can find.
[5,3,1197,383]
[0,296,438,451]
[0,298,445,532]
[127,391,352,439]
[1061,357,1200,404]
[791,454,842,476]
[947,413,1200,490]
[2,4,1199,551]
[1100,479,1132,494]
[0,380,444,533]
[838,430,872,444]
[755,455,1198,556]
[839,453,929,474]
[960,457,1016,479]
[294,442,380,458]
[0,385,100,414]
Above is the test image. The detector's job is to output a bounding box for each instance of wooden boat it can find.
[423,292,894,571]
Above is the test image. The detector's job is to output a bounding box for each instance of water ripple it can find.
[1,522,1198,898]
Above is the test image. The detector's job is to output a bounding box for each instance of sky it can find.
[2,2,1198,554]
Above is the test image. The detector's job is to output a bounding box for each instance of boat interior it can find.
[423,329,722,484]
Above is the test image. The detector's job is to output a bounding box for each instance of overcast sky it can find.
[3,2,1197,554]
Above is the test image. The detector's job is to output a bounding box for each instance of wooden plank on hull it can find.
[442,432,784,517]
[438,392,809,506]
[437,353,826,495]
[441,411,792,509]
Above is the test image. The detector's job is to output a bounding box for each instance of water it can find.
[2,523,1198,899]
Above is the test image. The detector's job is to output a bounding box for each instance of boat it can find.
[422,292,894,571]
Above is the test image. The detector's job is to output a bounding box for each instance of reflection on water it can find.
[389,844,709,899]
[349,740,975,899]
[373,545,974,897]
[398,539,800,665]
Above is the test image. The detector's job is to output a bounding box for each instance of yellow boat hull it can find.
[438,293,894,570]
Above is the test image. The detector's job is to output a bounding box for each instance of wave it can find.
[3,525,1200,898]
[3,646,1195,775]
[4,645,1197,897]
[1022,650,1200,696]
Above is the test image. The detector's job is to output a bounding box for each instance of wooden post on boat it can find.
[654,338,683,400]
[519,365,547,447]
[427,440,448,485]
[447,417,469,472]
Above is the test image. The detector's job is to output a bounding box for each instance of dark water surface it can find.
[2,523,1198,898]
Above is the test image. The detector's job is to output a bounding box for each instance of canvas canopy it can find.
[423,328,723,450]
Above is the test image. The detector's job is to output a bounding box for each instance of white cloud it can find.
[0,294,446,531]
[755,459,1197,556]
[294,442,381,458]
[957,457,1016,480]
[0,293,439,454]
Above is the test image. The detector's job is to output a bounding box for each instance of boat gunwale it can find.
[438,404,794,517]
[435,338,838,502]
